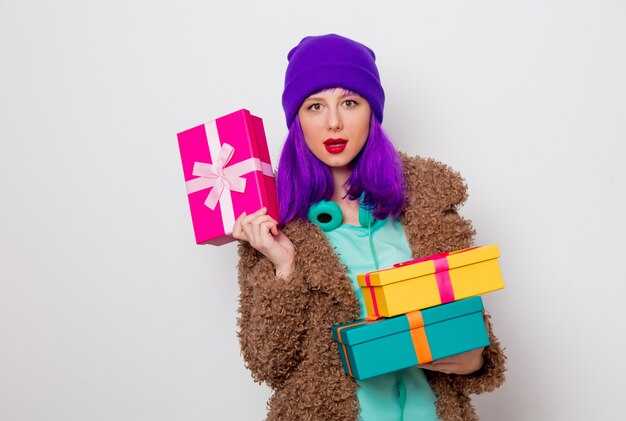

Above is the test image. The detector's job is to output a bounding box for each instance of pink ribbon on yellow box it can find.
[364,247,478,317]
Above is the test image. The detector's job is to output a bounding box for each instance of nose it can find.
[327,106,343,131]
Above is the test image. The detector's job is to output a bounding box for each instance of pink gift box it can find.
[177,109,278,245]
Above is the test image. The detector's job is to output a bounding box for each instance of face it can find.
[297,88,371,170]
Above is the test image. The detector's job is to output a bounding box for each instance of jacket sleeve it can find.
[426,313,507,398]
[236,240,310,390]
[446,313,507,394]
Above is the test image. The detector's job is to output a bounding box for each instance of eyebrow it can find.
[304,93,360,102]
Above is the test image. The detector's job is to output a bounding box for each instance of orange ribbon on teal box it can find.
[331,296,490,380]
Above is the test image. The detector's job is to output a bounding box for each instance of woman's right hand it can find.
[232,207,296,278]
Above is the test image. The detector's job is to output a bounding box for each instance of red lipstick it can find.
[324,138,348,154]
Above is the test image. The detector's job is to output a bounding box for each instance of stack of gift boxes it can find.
[331,246,505,380]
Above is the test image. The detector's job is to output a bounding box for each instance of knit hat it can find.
[282,34,385,127]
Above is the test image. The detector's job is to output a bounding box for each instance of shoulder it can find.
[397,152,475,254]
[399,152,469,210]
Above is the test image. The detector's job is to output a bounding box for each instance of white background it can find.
[1,1,625,420]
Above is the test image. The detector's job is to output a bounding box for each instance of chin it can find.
[314,149,358,168]
[326,158,355,169]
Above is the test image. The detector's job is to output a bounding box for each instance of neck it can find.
[330,165,353,202]
[330,164,361,225]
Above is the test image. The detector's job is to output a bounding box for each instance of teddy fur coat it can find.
[236,153,506,421]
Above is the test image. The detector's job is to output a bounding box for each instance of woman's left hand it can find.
[418,347,484,375]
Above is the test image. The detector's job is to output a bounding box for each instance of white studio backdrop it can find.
[1,1,624,420]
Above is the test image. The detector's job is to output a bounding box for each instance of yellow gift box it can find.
[356,245,504,318]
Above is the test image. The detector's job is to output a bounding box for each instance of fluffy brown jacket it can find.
[237,153,506,420]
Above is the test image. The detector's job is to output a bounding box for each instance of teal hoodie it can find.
[323,217,439,421]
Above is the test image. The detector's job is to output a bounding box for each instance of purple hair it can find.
[276,108,406,225]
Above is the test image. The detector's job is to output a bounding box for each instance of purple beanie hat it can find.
[282,34,385,127]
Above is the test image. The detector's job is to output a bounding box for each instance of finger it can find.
[232,226,247,241]
[419,359,442,366]
[262,218,279,236]
[258,220,277,245]
[419,363,454,374]
[259,219,278,236]
[232,212,248,241]
[238,212,265,240]
[418,363,438,371]
[431,365,454,374]
[248,216,276,246]
[244,207,267,221]
[240,208,270,229]
[236,211,247,221]
[240,217,256,245]
[247,215,275,234]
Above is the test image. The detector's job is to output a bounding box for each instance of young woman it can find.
[233,34,506,421]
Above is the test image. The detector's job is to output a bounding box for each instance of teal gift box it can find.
[331,296,489,380]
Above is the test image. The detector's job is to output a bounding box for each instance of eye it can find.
[307,103,323,111]
[343,99,358,107]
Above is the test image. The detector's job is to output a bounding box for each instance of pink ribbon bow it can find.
[185,143,248,210]
[185,141,274,212]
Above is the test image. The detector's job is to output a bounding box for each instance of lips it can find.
[324,138,348,154]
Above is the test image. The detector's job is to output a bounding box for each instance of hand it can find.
[232,207,296,278]
[418,347,484,375]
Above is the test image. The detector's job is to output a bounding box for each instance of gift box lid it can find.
[332,296,484,346]
[356,244,500,287]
